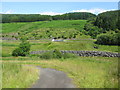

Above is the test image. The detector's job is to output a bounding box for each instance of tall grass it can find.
[30,57,118,88]
[2,46,16,57]
[0,62,2,90]
[2,57,118,88]
[2,56,118,88]
[2,62,39,88]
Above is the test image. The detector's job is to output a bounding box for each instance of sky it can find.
[1,0,120,2]
[1,2,119,15]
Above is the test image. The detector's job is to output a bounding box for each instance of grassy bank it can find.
[1,36,119,88]
[2,56,118,88]
[1,14,119,89]
[2,62,39,88]
[37,57,118,88]
[2,20,87,40]
[2,20,86,34]
[2,40,118,57]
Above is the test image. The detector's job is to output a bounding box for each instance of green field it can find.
[2,62,39,88]
[2,20,87,39]
[1,19,119,88]
[2,39,118,57]
[2,20,86,33]
[2,57,118,88]
[1,39,119,88]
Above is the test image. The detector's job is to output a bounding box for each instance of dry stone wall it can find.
[30,50,119,57]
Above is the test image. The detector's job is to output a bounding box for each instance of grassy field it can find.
[1,40,118,57]
[2,62,39,88]
[1,39,119,88]
[1,23,27,33]
[1,19,119,88]
[2,20,86,33]
[2,20,87,39]
[33,57,118,88]
[2,57,118,88]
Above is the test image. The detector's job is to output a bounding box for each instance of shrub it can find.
[112,33,120,45]
[96,33,120,45]
[53,49,62,59]
[84,21,103,39]
[19,41,31,52]
[40,50,62,59]
[12,48,28,56]
[96,35,110,45]
[20,37,27,41]
[39,49,78,59]
[12,40,31,56]
[40,51,53,59]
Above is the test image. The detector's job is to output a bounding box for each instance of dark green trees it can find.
[52,12,96,20]
[96,33,120,45]
[84,10,120,40]
[2,14,52,23]
[12,39,31,56]
[2,12,96,23]
[94,10,120,31]
[84,21,103,38]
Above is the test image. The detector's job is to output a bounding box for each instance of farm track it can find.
[1,61,75,88]
[31,66,75,88]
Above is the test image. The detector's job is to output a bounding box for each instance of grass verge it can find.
[2,62,39,88]
[2,57,118,88]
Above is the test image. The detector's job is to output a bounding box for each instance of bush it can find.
[96,33,120,45]
[12,48,30,56]
[96,35,110,45]
[12,40,31,56]
[39,49,78,59]
[12,48,23,56]
[40,51,53,59]
[112,33,120,45]
[19,41,31,52]
[84,21,103,39]
[53,49,62,59]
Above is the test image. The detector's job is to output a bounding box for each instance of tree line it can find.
[94,10,120,31]
[83,10,120,45]
[1,12,96,23]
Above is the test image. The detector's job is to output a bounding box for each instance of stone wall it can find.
[30,50,119,57]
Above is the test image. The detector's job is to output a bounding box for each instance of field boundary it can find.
[30,50,119,57]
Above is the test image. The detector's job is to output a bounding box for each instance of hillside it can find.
[1,12,96,23]
[1,10,120,45]
[2,20,87,40]
[94,10,120,31]
[83,10,120,45]
[2,11,118,88]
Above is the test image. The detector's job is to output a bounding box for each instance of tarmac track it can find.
[31,66,75,88]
